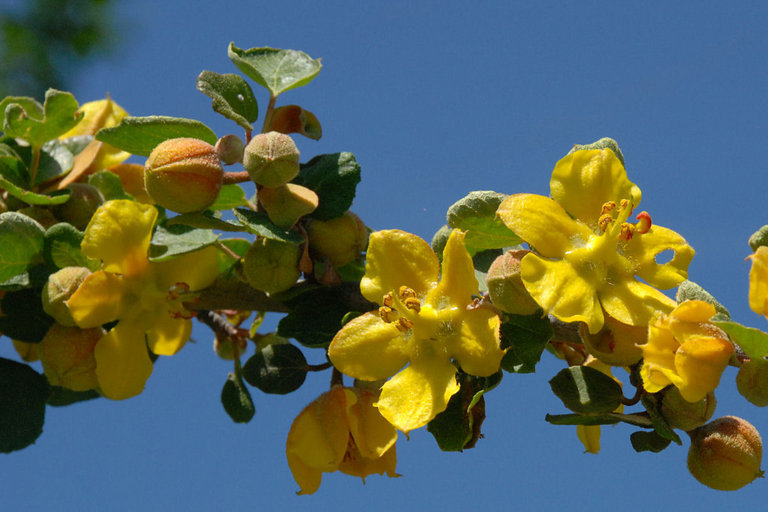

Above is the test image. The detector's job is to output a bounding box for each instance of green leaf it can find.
[713,321,768,359]
[0,212,46,281]
[567,137,625,166]
[431,224,452,261]
[0,96,43,121]
[221,372,255,423]
[749,225,768,251]
[500,312,553,373]
[47,386,100,407]
[242,343,307,394]
[227,43,322,96]
[544,413,621,426]
[148,223,220,261]
[43,222,90,269]
[196,71,259,130]
[294,152,361,220]
[630,430,672,453]
[0,288,55,343]
[233,208,303,244]
[676,280,730,320]
[640,394,682,445]
[549,366,623,415]
[36,140,74,184]
[0,357,49,453]
[95,116,218,156]
[446,191,522,255]
[2,90,82,146]
[209,183,249,210]
[192,274,287,312]
[88,170,132,200]
[167,211,244,232]
[0,176,70,206]
[0,154,29,188]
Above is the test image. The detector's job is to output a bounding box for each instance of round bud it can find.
[52,183,105,230]
[241,238,301,294]
[306,211,368,267]
[213,334,248,361]
[736,359,768,407]
[215,134,245,165]
[687,416,764,490]
[144,137,224,213]
[39,324,103,392]
[42,266,92,327]
[486,250,540,315]
[243,131,300,188]
[661,387,716,431]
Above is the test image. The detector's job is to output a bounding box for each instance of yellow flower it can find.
[496,148,694,334]
[66,200,220,399]
[749,246,768,319]
[639,300,733,402]
[328,229,504,433]
[286,386,398,495]
[60,97,130,172]
[576,357,623,454]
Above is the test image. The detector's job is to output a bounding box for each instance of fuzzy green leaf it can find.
[2,90,82,146]
[0,212,46,281]
[43,222,90,269]
[209,184,249,210]
[713,321,768,359]
[96,115,218,156]
[294,152,361,220]
[446,191,522,255]
[233,208,303,244]
[228,43,322,96]
[148,223,220,261]
[196,71,259,130]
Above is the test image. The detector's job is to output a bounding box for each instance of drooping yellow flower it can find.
[748,246,768,319]
[328,229,504,433]
[286,386,398,495]
[579,315,647,366]
[66,200,220,399]
[576,356,624,454]
[639,300,733,402]
[497,148,694,334]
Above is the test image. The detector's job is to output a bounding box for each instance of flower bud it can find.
[687,416,764,490]
[736,359,768,407]
[215,134,245,165]
[486,250,540,315]
[144,137,224,213]
[42,266,92,327]
[306,211,368,268]
[661,387,716,431]
[243,131,300,188]
[39,324,103,392]
[240,238,301,294]
[52,183,105,230]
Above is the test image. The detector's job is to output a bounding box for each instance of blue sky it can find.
[4,1,768,510]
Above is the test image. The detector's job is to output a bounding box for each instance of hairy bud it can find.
[306,211,368,267]
[661,387,716,431]
[241,238,301,294]
[687,416,764,490]
[215,134,245,165]
[144,137,224,213]
[39,324,103,392]
[736,359,768,407]
[486,250,540,315]
[42,266,92,327]
[243,131,300,188]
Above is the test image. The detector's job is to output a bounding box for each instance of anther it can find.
[404,297,421,312]
[619,198,634,216]
[399,286,417,300]
[396,318,413,332]
[618,223,635,241]
[635,211,652,234]
[379,306,398,323]
[601,201,617,215]
[382,292,394,307]
[598,214,614,232]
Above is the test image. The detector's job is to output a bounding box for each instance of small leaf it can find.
[500,312,553,373]
[0,288,55,342]
[713,321,768,359]
[446,191,522,255]
[43,222,90,269]
[209,183,249,210]
[549,366,623,415]
[545,413,621,426]
[149,223,219,261]
[0,176,70,206]
[0,212,46,282]
[228,43,322,96]
[0,357,49,453]
[88,170,133,201]
[36,140,74,184]
[431,225,452,261]
[95,115,218,156]
[268,105,322,140]
[676,280,730,320]
[232,208,303,244]
[630,430,672,453]
[47,386,100,407]
[241,343,307,394]
[294,152,361,221]
[196,71,259,130]
[749,225,768,251]
[221,372,255,423]
[2,90,82,146]
[167,211,243,232]
[640,394,682,445]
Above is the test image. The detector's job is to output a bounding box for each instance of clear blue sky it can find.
[4,1,768,510]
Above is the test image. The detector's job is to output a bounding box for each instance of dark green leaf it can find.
[2,90,82,146]
[95,115,218,156]
[630,430,672,453]
[242,343,307,394]
[88,170,132,200]
[227,43,322,96]
[0,288,55,342]
[47,386,100,407]
[0,155,29,188]
[43,222,90,269]
[196,71,259,130]
[221,372,255,423]
[500,312,553,373]
[0,357,49,453]
[233,208,303,244]
[640,394,682,445]
[0,212,46,281]
[545,413,621,426]
[149,223,220,261]
[446,191,522,255]
[549,366,623,415]
[209,183,249,210]
[294,152,361,220]
[167,211,244,232]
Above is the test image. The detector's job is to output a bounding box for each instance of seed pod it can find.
[486,250,540,315]
[42,266,92,327]
[242,131,300,188]
[306,211,368,267]
[39,324,103,392]
[661,387,716,431]
[215,134,245,165]
[53,183,105,230]
[241,238,301,294]
[736,359,768,407]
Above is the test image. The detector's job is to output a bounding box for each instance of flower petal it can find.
[66,270,127,328]
[675,335,734,402]
[749,246,768,318]
[95,323,153,400]
[639,318,681,393]
[376,359,460,433]
[550,149,641,226]
[577,425,601,454]
[599,279,676,328]
[520,253,604,333]
[81,200,157,276]
[328,312,410,381]
[496,194,593,259]
[347,389,398,459]
[150,245,221,291]
[360,230,440,304]
[428,229,478,308]
[447,308,503,377]
[145,312,192,356]
[622,225,694,289]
